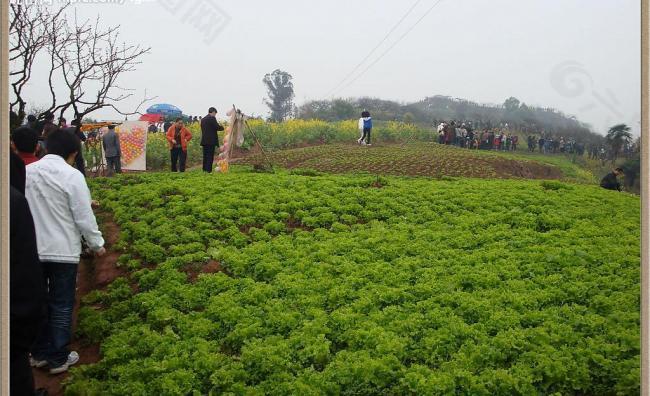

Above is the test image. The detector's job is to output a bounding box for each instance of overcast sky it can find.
[21,0,641,135]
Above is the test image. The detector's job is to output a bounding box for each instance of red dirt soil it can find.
[33,212,125,396]
[182,259,225,282]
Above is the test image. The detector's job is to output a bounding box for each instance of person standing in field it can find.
[445,121,455,145]
[547,138,554,153]
[457,124,467,147]
[487,130,495,149]
[102,125,122,177]
[166,118,193,172]
[10,157,45,395]
[36,112,57,154]
[64,120,87,177]
[466,127,475,149]
[527,135,535,152]
[26,129,106,375]
[200,107,225,172]
[359,110,372,146]
[358,115,365,144]
[41,113,58,139]
[437,122,446,144]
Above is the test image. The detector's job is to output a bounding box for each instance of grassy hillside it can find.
[66,171,640,395]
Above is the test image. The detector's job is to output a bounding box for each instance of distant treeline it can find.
[297,96,605,145]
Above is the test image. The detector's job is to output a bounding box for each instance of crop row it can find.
[238,143,572,181]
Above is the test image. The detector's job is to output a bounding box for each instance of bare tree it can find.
[44,11,153,123]
[9,1,69,128]
[9,2,153,129]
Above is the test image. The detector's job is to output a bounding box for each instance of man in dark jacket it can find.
[65,120,87,176]
[10,150,27,195]
[35,112,57,155]
[26,114,37,129]
[200,107,224,172]
[102,125,122,176]
[600,168,624,191]
[10,182,45,395]
[41,113,57,138]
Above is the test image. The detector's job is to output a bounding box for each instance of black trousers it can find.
[170,148,187,172]
[106,156,122,176]
[202,145,216,172]
[361,128,371,144]
[10,347,34,396]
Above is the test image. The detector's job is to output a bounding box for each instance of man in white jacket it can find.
[25,128,106,375]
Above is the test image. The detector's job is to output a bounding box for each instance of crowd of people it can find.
[436,121,520,151]
[147,115,202,134]
[7,106,228,394]
[587,143,638,164]
[10,123,106,395]
[433,121,611,160]
[525,135,585,155]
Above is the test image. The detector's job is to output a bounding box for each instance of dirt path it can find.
[33,212,124,396]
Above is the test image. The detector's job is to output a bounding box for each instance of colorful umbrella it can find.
[139,113,164,123]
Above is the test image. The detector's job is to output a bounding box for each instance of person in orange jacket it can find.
[166,118,192,172]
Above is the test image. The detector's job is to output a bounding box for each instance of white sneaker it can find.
[49,351,79,375]
[29,356,48,368]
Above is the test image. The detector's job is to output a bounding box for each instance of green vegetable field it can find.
[68,169,640,395]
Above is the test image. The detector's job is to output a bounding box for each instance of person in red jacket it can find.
[166,118,193,172]
[11,127,40,165]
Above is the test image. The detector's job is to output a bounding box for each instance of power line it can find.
[331,0,444,98]
[323,0,423,99]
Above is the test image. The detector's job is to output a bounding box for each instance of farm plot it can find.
[68,172,640,395]
[237,143,582,181]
